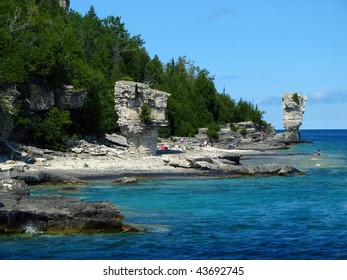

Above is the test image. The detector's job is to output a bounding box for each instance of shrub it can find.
[292,93,300,105]
[207,123,220,139]
[34,107,72,151]
[240,128,247,138]
[16,117,31,127]
[176,121,195,137]
[158,127,170,138]
[140,103,152,125]
[230,123,238,132]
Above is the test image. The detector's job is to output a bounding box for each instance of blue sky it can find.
[70,0,347,129]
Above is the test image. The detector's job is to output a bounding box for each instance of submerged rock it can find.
[59,187,79,193]
[112,177,138,185]
[0,179,141,234]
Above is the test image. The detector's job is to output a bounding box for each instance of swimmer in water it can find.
[317,149,321,156]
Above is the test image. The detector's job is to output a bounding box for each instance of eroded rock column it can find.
[282,93,307,142]
[114,81,170,156]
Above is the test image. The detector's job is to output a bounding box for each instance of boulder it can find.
[0,179,141,234]
[105,133,128,147]
[278,164,302,176]
[0,179,30,200]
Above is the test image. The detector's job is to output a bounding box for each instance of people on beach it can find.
[160,143,167,150]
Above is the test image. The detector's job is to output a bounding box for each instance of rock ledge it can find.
[0,179,141,234]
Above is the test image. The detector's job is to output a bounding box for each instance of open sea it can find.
[1,129,347,260]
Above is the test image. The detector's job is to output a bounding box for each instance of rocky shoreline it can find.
[1,116,307,235]
[0,138,303,184]
[0,140,303,235]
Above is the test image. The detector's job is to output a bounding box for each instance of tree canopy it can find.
[0,1,266,148]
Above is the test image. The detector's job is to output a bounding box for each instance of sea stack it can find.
[281,93,307,142]
[114,81,170,156]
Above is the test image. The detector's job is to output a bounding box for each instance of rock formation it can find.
[58,0,70,12]
[162,151,302,176]
[0,85,87,142]
[0,86,20,140]
[0,179,140,234]
[281,93,307,142]
[216,121,276,147]
[29,85,88,111]
[114,81,170,156]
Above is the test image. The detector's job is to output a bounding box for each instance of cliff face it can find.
[29,85,88,111]
[0,87,20,140]
[114,81,170,156]
[0,85,87,141]
[282,93,307,142]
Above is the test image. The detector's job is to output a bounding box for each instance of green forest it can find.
[0,0,265,149]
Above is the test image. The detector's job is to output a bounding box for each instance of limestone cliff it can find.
[281,93,307,142]
[29,85,87,111]
[114,81,170,156]
[0,86,20,140]
[0,85,87,141]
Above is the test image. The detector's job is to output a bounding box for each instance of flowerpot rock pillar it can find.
[114,81,170,156]
[282,93,307,142]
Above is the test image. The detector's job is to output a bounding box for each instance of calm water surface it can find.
[1,130,347,260]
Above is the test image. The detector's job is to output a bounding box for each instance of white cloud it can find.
[308,89,347,104]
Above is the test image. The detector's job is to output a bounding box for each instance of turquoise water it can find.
[1,130,347,260]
